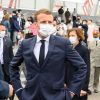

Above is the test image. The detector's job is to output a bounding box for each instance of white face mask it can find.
[18,14,21,17]
[0,31,6,38]
[94,37,99,41]
[69,36,78,44]
[17,35,21,39]
[39,24,54,37]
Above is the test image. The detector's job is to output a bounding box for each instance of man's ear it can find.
[35,22,39,29]
[34,22,37,27]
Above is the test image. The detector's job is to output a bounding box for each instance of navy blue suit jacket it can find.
[3,36,14,76]
[10,15,21,32]
[0,63,9,99]
[9,35,87,100]
[65,43,90,91]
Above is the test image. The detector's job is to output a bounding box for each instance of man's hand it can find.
[9,85,14,97]
[80,90,87,96]
[69,91,75,98]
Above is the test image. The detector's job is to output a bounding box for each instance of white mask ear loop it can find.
[0,31,6,38]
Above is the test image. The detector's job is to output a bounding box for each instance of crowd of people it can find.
[0,7,100,100]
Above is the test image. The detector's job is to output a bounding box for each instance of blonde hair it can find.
[3,14,10,20]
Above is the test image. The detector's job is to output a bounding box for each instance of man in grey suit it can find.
[9,9,87,100]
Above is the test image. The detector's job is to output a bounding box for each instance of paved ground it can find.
[88,92,100,100]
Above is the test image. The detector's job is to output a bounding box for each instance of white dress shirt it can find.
[0,38,4,64]
[34,35,50,62]
[16,35,50,93]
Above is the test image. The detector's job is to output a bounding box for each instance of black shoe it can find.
[87,89,92,95]
[94,90,98,93]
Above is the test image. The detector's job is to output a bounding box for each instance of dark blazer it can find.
[75,43,90,91]
[10,15,21,32]
[2,36,13,82]
[0,62,9,99]
[65,43,90,100]
[9,35,87,100]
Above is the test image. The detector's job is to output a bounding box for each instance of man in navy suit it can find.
[9,9,87,100]
[0,24,14,100]
[0,62,13,99]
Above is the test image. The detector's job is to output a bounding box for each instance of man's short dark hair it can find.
[34,9,52,21]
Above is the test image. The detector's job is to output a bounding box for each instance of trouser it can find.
[1,65,10,83]
[65,17,70,24]
[19,62,27,78]
[10,30,14,43]
[72,16,76,22]
[89,56,95,91]
[93,67,100,90]
[59,14,64,22]
[10,30,18,45]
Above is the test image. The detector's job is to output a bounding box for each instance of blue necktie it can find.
[39,40,45,66]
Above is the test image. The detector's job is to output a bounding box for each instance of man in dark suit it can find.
[9,9,87,100]
[0,62,13,99]
[0,24,14,100]
[58,6,64,21]
[10,10,21,45]
[0,24,13,83]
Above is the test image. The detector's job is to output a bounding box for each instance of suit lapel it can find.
[42,35,55,69]
[30,36,40,67]
[3,37,7,54]
[31,35,56,69]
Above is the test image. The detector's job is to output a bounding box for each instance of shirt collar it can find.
[36,35,50,43]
